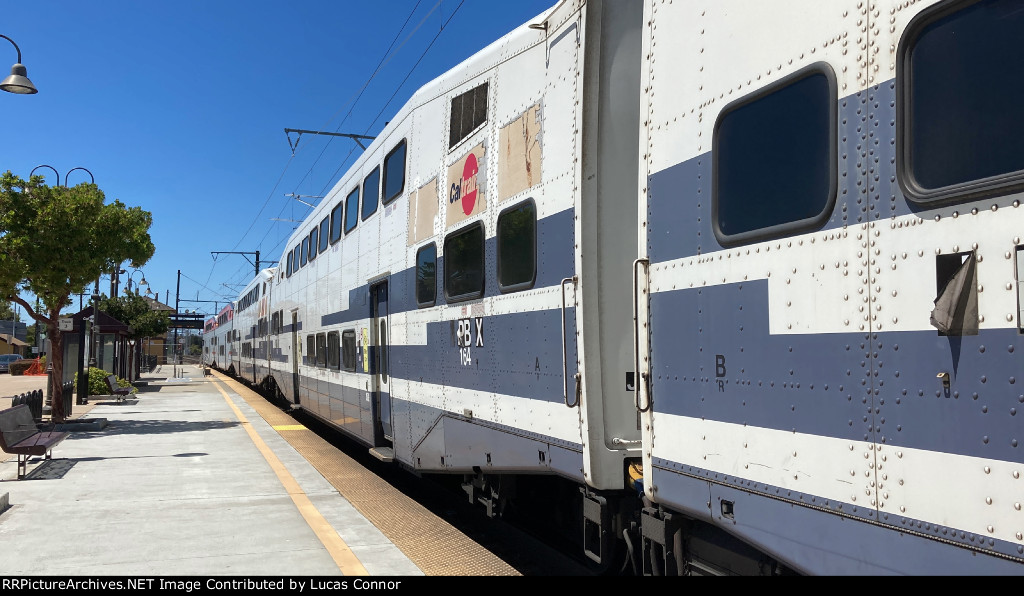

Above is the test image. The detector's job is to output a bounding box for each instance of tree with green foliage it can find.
[98,291,170,341]
[0,172,155,422]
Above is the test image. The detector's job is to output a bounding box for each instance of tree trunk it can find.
[49,321,65,423]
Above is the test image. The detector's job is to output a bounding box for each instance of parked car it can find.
[0,354,23,373]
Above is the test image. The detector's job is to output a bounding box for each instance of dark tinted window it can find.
[286,250,293,277]
[444,223,484,302]
[713,64,836,245]
[306,334,315,365]
[327,331,340,369]
[416,243,437,307]
[300,237,308,266]
[345,187,359,233]
[342,330,356,372]
[383,141,407,205]
[330,202,344,244]
[319,217,330,253]
[308,227,318,262]
[901,0,1024,199]
[497,200,536,291]
[449,83,488,149]
[362,167,380,220]
[316,333,327,367]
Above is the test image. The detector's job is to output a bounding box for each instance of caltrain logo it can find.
[447,144,486,226]
[450,153,479,215]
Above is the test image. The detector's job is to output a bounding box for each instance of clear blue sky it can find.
[1,0,556,322]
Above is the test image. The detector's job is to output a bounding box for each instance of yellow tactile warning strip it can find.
[211,371,520,576]
[211,380,370,576]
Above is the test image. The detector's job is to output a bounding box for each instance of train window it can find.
[712,63,836,246]
[341,330,356,372]
[497,200,536,292]
[330,201,344,244]
[362,167,380,221]
[300,237,308,267]
[316,333,327,368]
[345,186,359,234]
[382,140,407,205]
[308,226,319,262]
[444,222,484,302]
[416,243,437,307]
[327,331,340,369]
[899,0,1024,202]
[291,245,300,274]
[306,335,315,366]
[319,216,330,253]
[449,82,488,150]
[286,251,293,278]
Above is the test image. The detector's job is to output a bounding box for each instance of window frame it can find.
[345,186,360,234]
[315,332,327,368]
[308,226,319,262]
[327,330,340,370]
[330,201,344,244]
[711,62,838,248]
[415,242,437,308]
[443,221,485,303]
[319,216,330,253]
[362,166,381,221]
[449,82,489,150]
[496,199,537,293]
[341,329,356,372]
[896,0,1024,204]
[382,140,407,206]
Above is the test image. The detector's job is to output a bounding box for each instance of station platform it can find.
[0,365,524,577]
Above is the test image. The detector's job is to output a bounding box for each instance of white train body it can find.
[204,0,1024,574]
[213,0,643,492]
[637,0,1024,574]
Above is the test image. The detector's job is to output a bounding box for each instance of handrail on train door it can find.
[633,258,651,413]
[560,276,580,408]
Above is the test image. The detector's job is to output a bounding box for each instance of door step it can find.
[369,446,395,462]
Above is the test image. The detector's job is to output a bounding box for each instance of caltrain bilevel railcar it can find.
[206,303,234,373]
[202,316,217,368]
[216,0,647,570]
[634,0,1024,575]
[231,269,275,386]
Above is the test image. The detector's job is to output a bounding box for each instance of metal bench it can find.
[0,404,69,479]
[104,375,134,402]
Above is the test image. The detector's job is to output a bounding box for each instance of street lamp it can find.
[29,164,95,187]
[124,269,149,294]
[0,34,37,95]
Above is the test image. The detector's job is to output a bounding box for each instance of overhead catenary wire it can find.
[211,0,433,290]
[215,0,471,292]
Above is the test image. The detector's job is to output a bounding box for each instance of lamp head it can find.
[0,63,37,94]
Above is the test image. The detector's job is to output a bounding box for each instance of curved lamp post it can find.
[30,164,95,187]
[0,34,36,94]
[124,269,149,294]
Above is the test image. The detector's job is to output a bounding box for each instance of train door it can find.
[290,311,299,404]
[370,281,393,451]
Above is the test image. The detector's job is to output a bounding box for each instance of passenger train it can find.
[204,0,1024,575]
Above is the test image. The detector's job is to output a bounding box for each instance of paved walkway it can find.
[0,365,423,576]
